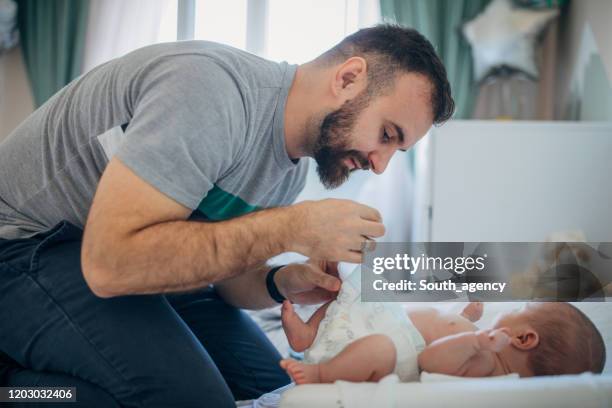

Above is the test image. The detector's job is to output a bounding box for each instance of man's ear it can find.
[511,328,539,351]
[331,57,368,100]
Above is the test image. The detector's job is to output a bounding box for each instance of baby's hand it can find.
[476,328,511,352]
[461,302,484,322]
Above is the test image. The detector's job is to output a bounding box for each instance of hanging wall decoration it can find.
[462,0,558,82]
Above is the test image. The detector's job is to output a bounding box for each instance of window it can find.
[157,0,178,43]
[194,0,248,50]
[266,0,352,63]
[182,0,379,61]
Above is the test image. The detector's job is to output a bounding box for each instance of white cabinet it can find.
[414,120,612,242]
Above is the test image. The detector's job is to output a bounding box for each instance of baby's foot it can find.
[461,302,484,322]
[280,359,321,384]
[281,301,316,352]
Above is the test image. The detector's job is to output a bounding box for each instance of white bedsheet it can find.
[236,384,293,408]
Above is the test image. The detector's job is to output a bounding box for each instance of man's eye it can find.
[382,130,391,143]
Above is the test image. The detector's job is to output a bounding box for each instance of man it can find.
[0,24,453,406]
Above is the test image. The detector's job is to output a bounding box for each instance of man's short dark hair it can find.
[318,24,455,125]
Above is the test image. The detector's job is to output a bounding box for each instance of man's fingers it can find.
[357,204,382,222]
[311,259,340,278]
[291,288,337,305]
[361,220,385,238]
[324,261,340,278]
[361,237,377,253]
[344,250,363,264]
[348,239,365,252]
[318,273,341,292]
[308,267,341,292]
[347,237,377,253]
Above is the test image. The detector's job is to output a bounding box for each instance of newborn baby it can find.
[280,270,605,384]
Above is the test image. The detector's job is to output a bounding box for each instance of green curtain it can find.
[16,0,90,107]
[379,0,490,119]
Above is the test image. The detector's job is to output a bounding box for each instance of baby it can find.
[280,270,606,384]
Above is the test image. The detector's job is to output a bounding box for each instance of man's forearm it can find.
[214,264,278,309]
[83,206,293,297]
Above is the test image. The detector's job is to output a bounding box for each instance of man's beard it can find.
[313,90,372,189]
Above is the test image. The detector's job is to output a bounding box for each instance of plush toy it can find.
[0,0,18,53]
[462,0,558,82]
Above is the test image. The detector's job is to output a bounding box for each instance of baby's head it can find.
[493,302,605,376]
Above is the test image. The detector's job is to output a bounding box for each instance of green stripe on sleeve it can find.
[196,185,261,221]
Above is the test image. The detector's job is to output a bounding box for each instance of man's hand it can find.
[274,259,342,305]
[288,199,385,264]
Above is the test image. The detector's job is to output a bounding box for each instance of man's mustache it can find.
[344,152,370,171]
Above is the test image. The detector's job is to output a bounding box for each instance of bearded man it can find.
[0,24,453,407]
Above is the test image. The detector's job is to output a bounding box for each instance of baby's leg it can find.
[280,334,396,384]
[282,300,332,352]
[461,302,484,322]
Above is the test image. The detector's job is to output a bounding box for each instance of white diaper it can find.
[304,267,425,382]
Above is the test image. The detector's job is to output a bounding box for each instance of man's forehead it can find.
[393,72,434,99]
[383,81,433,139]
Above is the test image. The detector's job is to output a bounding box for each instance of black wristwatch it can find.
[266,265,287,303]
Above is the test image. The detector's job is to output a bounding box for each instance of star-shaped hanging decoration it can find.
[463,0,558,82]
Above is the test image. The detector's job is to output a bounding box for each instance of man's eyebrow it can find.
[391,122,408,152]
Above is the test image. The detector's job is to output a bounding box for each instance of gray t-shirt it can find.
[0,41,308,240]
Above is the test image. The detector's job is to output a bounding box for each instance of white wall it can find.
[0,45,34,142]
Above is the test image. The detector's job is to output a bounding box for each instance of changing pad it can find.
[280,372,612,408]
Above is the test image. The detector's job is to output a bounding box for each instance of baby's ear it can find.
[511,328,539,351]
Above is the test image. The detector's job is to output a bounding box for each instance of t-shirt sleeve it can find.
[115,55,247,210]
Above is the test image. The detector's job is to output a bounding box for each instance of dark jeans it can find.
[0,221,290,407]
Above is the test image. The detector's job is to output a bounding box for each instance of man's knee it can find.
[121,356,235,408]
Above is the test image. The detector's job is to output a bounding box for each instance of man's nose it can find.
[368,149,395,174]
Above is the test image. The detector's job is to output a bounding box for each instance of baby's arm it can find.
[281,334,397,384]
[418,328,509,377]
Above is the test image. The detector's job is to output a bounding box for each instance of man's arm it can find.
[214,264,276,309]
[82,158,293,298]
[82,158,382,298]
